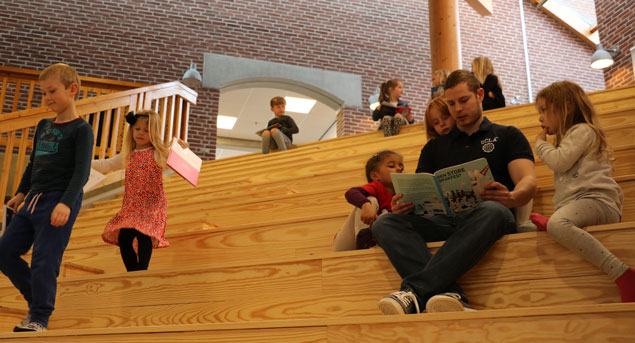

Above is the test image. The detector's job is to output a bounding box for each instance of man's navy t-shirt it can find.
[417,117,534,193]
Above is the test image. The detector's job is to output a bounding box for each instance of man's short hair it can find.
[445,69,481,95]
[39,63,81,99]
[270,96,286,107]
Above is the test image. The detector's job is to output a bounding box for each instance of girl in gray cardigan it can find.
[530,80,634,303]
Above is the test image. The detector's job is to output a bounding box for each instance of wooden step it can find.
[61,185,635,275]
[1,223,633,329]
[85,143,635,215]
[60,214,349,275]
[161,101,635,196]
[56,221,635,280]
[0,303,633,342]
[71,175,635,233]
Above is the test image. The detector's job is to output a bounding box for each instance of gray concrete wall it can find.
[203,53,362,107]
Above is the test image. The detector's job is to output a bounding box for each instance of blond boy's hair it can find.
[39,63,81,99]
[270,96,286,107]
[121,109,169,169]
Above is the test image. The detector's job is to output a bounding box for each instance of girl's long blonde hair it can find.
[121,109,169,169]
[536,80,608,158]
[424,96,452,141]
[471,56,502,90]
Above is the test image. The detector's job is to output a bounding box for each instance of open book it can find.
[255,123,282,137]
[391,158,493,216]
[167,139,203,187]
[377,101,411,117]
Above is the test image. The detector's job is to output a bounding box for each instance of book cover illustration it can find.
[435,158,493,215]
[391,158,493,216]
[390,173,450,216]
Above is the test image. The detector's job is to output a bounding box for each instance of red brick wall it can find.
[1,0,607,160]
[459,0,605,103]
[595,0,635,88]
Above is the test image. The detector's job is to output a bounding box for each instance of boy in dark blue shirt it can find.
[0,63,94,332]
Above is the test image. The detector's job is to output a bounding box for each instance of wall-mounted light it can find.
[368,88,380,110]
[182,62,202,87]
[591,44,619,69]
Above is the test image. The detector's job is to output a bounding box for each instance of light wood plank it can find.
[0,304,634,342]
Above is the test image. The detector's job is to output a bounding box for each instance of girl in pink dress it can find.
[92,109,171,271]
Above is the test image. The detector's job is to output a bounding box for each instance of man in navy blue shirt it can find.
[372,69,536,315]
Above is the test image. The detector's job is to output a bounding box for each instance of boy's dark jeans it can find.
[371,201,516,308]
[0,191,82,327]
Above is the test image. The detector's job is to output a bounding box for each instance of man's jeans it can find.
[371,201,516,308]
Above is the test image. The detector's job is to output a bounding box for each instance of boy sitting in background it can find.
[261,96,299,154]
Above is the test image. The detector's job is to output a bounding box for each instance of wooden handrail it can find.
[0,65,149,115]
[0,81,197,207]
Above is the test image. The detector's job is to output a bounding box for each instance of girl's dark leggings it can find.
[118,228,153,272]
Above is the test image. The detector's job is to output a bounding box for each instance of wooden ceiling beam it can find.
[465,0,493,16]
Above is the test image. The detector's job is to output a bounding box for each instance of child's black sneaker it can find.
[425,292,476,313]
[378,289,421,315]
[12,313,31,332]
[13,321,47,332]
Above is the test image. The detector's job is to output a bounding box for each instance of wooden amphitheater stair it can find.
[0,85,634,341]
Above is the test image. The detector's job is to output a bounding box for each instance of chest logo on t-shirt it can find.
[35,126,63,156]
[481,136,498,153]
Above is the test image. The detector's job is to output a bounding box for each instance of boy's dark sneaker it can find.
[378,290,421,315]
[13,321,47,332]
[425,292,476,313]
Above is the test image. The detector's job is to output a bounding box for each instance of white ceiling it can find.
[217,87,338,147]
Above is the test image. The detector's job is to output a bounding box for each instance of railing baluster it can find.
[182,100,190,140]
[26,81,35,110]
[159,97,166,141]
[174,96,183,140]
[144,91,152,109]
[0,77,8,114]
[109,107,122,158]
[11,81,22,112]
[1,130,17,208]
[99,109,112,159]
[167,95,175,141]
[91,112,100,158]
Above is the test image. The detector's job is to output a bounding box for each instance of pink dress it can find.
[101,148,169,248]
